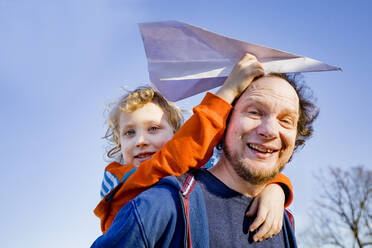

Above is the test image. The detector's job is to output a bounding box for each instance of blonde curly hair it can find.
[104,86,184,161]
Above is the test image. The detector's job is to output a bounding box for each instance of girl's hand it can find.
[216,53,264,104]
[246,183,285,242]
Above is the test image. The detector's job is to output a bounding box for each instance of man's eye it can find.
[281,118,294,126]
[124,130,135,136]
[247,110,261,117]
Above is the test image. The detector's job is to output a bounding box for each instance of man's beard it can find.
[222,142,285,185]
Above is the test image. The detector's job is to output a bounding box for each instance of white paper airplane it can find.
[139,21,341,101]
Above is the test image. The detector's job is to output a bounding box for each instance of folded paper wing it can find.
[139,21,341,101]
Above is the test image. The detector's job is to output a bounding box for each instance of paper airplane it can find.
[139,21,341,101]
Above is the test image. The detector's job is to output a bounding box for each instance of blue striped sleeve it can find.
[100,171,120,199]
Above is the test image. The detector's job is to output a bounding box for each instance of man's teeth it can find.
[248,144,274,153]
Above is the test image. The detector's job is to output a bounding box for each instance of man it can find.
[92,56,318,248]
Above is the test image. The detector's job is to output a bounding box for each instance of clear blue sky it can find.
[1,0,371,247]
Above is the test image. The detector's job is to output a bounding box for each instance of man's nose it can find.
[256,117,279,139]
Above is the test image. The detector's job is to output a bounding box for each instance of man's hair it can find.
[104,86,184,161]
[270,73,319,151]
[218,73,319,152]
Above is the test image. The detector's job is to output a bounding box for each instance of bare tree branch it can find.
[305,165,372,248]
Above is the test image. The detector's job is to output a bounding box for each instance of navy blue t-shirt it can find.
[194,169,286,248]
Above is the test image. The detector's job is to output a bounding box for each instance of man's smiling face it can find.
[223,75,300,185]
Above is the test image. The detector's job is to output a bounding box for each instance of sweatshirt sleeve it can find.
[97,92,232,233]
[267,173,293,208]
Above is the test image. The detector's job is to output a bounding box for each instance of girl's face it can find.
[119,102,174,167]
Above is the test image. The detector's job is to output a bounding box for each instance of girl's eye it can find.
[124,129,135,136]
[149,126,159,132]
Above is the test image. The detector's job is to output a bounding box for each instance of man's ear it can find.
[218,107,233,152]
[216,139,224,151]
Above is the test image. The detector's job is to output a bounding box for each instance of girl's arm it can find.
[245,174,292,242]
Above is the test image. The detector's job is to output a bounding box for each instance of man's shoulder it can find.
[122,176,186,247]
[130,171,207,220]
[132,175,183,213]
[130,172,203,220]
[92,175,186,248]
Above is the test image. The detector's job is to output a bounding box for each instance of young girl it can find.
[94,54,293,242]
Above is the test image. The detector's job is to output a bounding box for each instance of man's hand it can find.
[216,53,264,104]
[246,183,285,242]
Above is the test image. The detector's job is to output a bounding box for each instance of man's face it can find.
[223,76,300,185]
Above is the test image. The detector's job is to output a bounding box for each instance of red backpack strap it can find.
[181,173,196,197]
[179,173,197,248]
[285,209,295,231]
